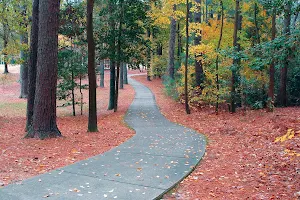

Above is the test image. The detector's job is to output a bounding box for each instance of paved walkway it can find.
[0,76,206,200]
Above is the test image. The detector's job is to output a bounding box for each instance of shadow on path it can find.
[0,76,206,200]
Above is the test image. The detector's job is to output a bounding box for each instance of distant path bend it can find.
[0,76,206,200]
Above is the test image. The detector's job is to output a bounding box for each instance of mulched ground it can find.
[0,68,137,186]
[132,75,300,200]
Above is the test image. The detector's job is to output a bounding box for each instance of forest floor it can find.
[132,75,300,200]
[0,66,140,186]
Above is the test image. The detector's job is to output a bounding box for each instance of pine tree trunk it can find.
[71,68,76,116]
[115,61,120,112]
[108,0,116,110]
[146,28,151,81]
[19,5,29,98]
[25,0,39,131]
[20,33,29,98]
[120,62,124,89]
[87,0,98,132]
[100,60,104,88]
[177,23,181,61]
[205,0,208,23]
[26,0,61,139]
[279,2,291,107]
[3,24,9,74]
[123,64,128,84]
[230,0,241,113]
[215,0,224,114]
[168,4,176,79]
[268,9,276,112]
[194,0,204,88]
[185,0,191,115]
[254,3,260,44]
[114,0,124,112]
[80,75,83,115]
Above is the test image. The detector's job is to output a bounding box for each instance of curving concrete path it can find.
[0,76,206,200]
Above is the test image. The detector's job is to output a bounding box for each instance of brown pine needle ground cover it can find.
[132,75,300,200]
[0,67,137,186]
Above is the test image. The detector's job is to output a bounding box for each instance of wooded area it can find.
[0,0,299,198]
[0,0,299,138]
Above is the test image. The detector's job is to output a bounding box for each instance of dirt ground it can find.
[132,75,300,200]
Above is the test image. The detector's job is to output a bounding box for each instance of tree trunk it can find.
[123,63,128,84]
[26,0,61,139]
[80,75,83,115]
[177,23,181,61]
[120,62,124,89]
[267,9,276,112]
[20,33,29,98]
[114,0,124,112]
[3,24,9,74]
[194,0,204,88]
[115,60,120,112]
[19,5,29,98]
[71,68,76,116]
[254,3,260,44]
[215,0,224,114]
[205,0,208,23]
[168,4,176,79]
[108,0,116,110]
[279,2,291,107]
[25,0,39,131]
[157,43,163,55]
[100,60,104,88]
[146,28,151,81]
[87,0,98,132]
[185,0,191,114]
[230,0,241,113]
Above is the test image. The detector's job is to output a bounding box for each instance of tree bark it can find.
[157,43,163,55]
[19,5,29,98]
[168,4,176,79]
[205,0,208,23]
[3,24,9,74]
[254,3,260,44]
[185,0,191,114]
[267,9,276,111]
[215,0,224,114]
[194,0,204,88]
[146,28,151,81]
[279,2,291,107]
[87,0,98,132]
[20,33,29,98]
[108,0,116,110]
[100,60,104,88]
[230,0,241,113]
[71,68,76,116]
[80,75,83,115]
[25,0,39,131]
[120,62,124,89]
[26,0,61,139]
[177,23,181,61]
[114,0,124,112]
[123,63,128,84]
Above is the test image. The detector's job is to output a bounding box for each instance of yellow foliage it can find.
[242,2,251,13]
[148,0,185,28]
